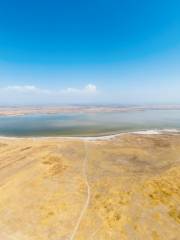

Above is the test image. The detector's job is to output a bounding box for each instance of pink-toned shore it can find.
[1,105,180,116]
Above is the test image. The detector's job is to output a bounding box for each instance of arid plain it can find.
[0,133,180,240]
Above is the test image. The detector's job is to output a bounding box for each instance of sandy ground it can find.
[0,134,180,239]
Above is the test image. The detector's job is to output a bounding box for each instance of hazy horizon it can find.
[1,103,180,108]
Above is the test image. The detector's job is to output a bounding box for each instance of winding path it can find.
[69,140,91,240]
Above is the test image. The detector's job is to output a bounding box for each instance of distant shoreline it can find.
[1,105,180,117]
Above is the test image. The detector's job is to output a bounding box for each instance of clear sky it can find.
[0,0,180,105]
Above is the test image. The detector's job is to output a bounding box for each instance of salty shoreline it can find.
[0,129,180,141]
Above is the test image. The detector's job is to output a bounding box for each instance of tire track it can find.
[70,140,90,240]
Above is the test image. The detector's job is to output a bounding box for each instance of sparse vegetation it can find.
[0,134,179,239]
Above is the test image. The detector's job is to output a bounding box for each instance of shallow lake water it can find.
[0,110,180,137]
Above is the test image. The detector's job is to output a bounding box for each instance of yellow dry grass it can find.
[0,134,179,239]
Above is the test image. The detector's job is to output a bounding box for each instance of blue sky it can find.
[0,0,180,104]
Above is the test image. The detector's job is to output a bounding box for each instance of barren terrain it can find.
[0,134,180,239]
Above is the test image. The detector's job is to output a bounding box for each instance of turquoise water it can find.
[0,110,180,137]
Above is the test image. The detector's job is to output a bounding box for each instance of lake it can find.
[0,110,180,137]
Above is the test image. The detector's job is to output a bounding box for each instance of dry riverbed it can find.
[0,134,180,239]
